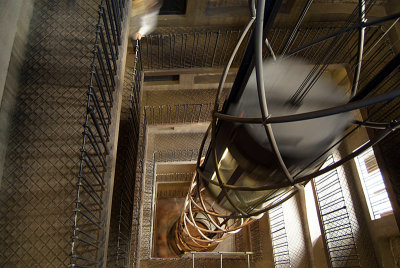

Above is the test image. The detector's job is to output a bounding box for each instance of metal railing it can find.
[157,172,194,183]
[154,149,205,163]
[70,0,128,266]
[115,40,144,267]
[144,103,214,125]
[269,205,291,267]
[313,156,361,268]
[141,29,251,70]
[128,113,148,268]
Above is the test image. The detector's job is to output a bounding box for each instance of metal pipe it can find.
[351,0,366,98]
[215,87,400,124]
[255,0,293,184]
[287,12,400,57]
[281,0,313,55]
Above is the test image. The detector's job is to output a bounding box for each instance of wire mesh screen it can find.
[106,45,143,268]
[145,103,214,125]
[157,172,194,182]
[0,1,99,267]
[334,148,380,268]
[313,155,361,267]
[129,116,148,268]
[70,0,129,266]
[269,205,290,267]
[283,197,309,268]
[141,29,251,70]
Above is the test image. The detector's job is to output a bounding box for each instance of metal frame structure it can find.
[142,29,251,70]
[313,155,361,267]
[269,205,290,267]
[144,103,214,125]
[173,0,400,256]
[70,0,128,267]
[115,39,144,267]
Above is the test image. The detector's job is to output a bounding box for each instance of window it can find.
[354,146,393,220]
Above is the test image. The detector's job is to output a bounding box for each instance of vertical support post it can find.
[247,254,250,268]
[192,253,195,268]
[296,184,315,267]
[220,253,223,268]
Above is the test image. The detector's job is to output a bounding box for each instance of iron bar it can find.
[71,0,127,266]
[101,7,117,72]
[287,12,400,57]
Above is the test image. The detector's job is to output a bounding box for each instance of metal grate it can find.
[111,41,144,268]
[144,103,214,125]
[313,155,361,267]
[70,0,129,267]
[269,205,290,267]
[128,114,148,268]
[0,1,98,267]
[157,172,194,183]
[141,29,251,70]
[154,149,205,163]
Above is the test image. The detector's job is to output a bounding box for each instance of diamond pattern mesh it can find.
[313,152,379,267]
[269,205,290,267]
[334,149,379,268]
[0,0,98,267]
[107,46,143,267]
[141,29,249,70]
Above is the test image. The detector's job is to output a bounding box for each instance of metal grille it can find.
[128,114,148,267]
[154,149,205,163]
[71,0,129,267]
[269,205,290,267]
[141,29,251,70]
[112,41,144,267]
[144,103,214,125]
[335,148,379,268]
[283,197,309,268]
[105,43,141,268]
[313,155,361,267]
[157,172,194,183]
[0,1,98,267]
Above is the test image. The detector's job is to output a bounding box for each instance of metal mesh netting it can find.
[142,87,231,107]
[106,48,139,267]
[334,149,379,268]
[283,197,308,268]
[145,103,214,125]
[141,28,250,70]
[269,205,291,267]
[313,155,361,267]
[142,86,230,126]
[157,172,194,182]
[313,151,379,268]
[154,132,209,153]
[129,121,147,267]
[121,52,141,121]
[0,0,97,266]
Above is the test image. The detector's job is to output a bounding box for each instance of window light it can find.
[354,146,392,220]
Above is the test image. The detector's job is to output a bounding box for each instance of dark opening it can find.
[144,75,179,82]
[159,0,187,15]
